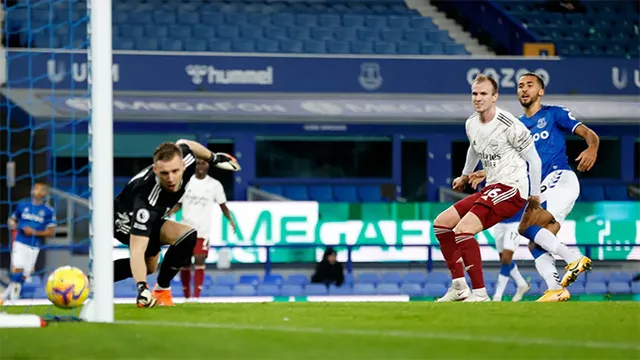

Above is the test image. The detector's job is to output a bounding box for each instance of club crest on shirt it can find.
[489,139,499,152]
[537,118,547,129]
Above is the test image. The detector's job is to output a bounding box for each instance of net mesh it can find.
[1,0,91,318]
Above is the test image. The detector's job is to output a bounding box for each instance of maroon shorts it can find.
[453,184,526,229]
[193,238,209,257]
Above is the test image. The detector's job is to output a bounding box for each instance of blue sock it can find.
[499,262,515,276]
[10,271,24,284]
[522,225,543,242]
[529,242,548,259]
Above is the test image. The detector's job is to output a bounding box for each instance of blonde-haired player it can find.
[179,159,236,299]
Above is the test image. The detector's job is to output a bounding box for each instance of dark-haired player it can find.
[433,74,543,302]
[112,140,235,307]
[2,181,55,305]
[471,73,599,302]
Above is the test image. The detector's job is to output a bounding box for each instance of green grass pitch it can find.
[2,302,639,359]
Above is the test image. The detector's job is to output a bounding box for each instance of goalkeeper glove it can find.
[136,282,157,308]
[208,152,234,165]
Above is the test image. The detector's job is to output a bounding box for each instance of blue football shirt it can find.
[11,201,56,247]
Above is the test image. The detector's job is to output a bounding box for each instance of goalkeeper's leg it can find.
[153,221,198,306]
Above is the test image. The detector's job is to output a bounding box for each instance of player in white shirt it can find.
[433,74,543,302]
[179,159,236,299]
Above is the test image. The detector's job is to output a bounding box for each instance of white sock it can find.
[535,252,562,291]
[8,282,21,301]
[510,264,528,288]
[452,277,469,289]
[472,288,488,297]
[493,274,509,300]
[534,228,581,264]
[156,285,171,291]
[1,284,11,301]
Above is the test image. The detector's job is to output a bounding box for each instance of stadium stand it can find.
[4,0,471,55]
[17,269,640,299]
[493,0,639,57]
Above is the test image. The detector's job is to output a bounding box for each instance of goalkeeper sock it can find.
[157,230,198,288]
[113,258,133,282]
[194,266,205,298]
[180,268,191,298]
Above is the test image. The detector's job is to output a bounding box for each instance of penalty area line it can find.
[115,320,640,351]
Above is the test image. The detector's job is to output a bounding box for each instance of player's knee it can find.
[545,221,561,235]
[434,207,459,229]
[169,230,198,268]
[194,255,206,266]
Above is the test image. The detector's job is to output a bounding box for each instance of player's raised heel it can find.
[560,256,592,287]
[536,288,571,302]
[152,286,175,307]
[512,283,531,302]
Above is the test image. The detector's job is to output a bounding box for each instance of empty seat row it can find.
[260,184,392,202]
[580,185,635,202]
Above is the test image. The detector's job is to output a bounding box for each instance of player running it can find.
[1,181,56,305]
[470,73,599,302]
[179,159,236,300]
[112,140,236,307]
[433,74,543,302]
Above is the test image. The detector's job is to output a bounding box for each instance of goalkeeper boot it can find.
[561,256,592,287]
[152,285,175,307]
[536,288,571,302]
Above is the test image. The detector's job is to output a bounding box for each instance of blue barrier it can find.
[1,243,632,276]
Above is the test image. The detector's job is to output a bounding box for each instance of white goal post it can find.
[82,0,114,323]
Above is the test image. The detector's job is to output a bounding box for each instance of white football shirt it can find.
[181,175,227,240]
[466,106,535,198]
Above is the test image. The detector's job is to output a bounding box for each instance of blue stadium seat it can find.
[263,274,284,285]
[272,13,295,27]
[345,273,355,286]
[585,282,608,295]
[233,285,257,296]
[239,274,261,285]
[225,13,248,26]
[353,284,376,295]
[445,43,469,55]
[604,186,630,201]
[388,15,411,29]
[171,24,193,39]
[358,185,383,202]
[283,185,310,200]
[280,40,304,53]
[208,39,232,52]
[567,283,586,295]
[397,42,421,54]
[305,284,329,296]
[365,15,388,28]
[200,12,225,25]
[120,25,145,39]
[231,40,256,52]
[358,29,379,42]
[214,275,235,286]
[264,26,288,40]
[423,283,447,297]
[329,285,353,295]
[32,287,47,299]
[178,12,200,25]
[285,274,309,286]
[311,28,334,41]
[379,273,402,285]
[296,14,318,27]
[303,40,327,53]
[334,185,359,202]
[247,13,271,27]
[528,283,542,296]
[153,11,177,25]
[425,272,449,285]
[608,272,632,283]
[184,39,207,52]
[217,25,240,39]
[343,14,365,27]
[135,38,159,50]
[259,185,284,196]
[114,285,132,298]
[129,12,152,25]
[145,25,169,39]
[411,17,436,30]
[309,185,334,202]
[587,272,608,284]
[401,283,423,296]
[256,39,279,52]
[318,14,341,27]
[607,282,631,294]
[357,272,379,285]
[203,286,229,297]
[374,42,397,54]
[377,283,401,295]
[380,28,403,42]
[333,28,357,42]
[282,284,305,296]
[240,25,263,40]
[257,284,282,296]
[289,27,311,41]
[403,272,427,285]
[632,282,640,294]
[160,39,183,51]
[404,29,427,42]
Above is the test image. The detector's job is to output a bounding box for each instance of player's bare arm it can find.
[7,217,17,230]
[453,146,480,192]
[574,124,599,172]
[25,226,55,237]
[219,203,236,232]
[129,234,151,283]
[176,139,234,163]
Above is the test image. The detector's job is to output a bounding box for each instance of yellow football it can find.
[45,266,90,309]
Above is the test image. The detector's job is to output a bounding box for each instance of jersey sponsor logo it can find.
[466,68,550,89]
[21,208,46,223]
[133,223,148,231]
[532,131,549,142]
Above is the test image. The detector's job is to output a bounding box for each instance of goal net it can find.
[1,0,113,324]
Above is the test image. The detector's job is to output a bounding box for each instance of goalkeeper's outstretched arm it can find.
[176,139,234,166]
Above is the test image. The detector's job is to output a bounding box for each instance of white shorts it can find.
[540,170,580,223]
[493,221,521,253]
[493,170,579,253]
[11,241,40,277]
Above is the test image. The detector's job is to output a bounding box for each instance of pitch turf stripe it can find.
[115,320,640,351]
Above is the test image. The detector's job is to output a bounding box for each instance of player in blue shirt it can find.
[1,181,56,304]
[470,73,600,302]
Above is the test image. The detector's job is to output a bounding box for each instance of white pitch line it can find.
[115,320,640,351]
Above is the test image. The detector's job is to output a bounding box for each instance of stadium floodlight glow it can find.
[81,0,114,323]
